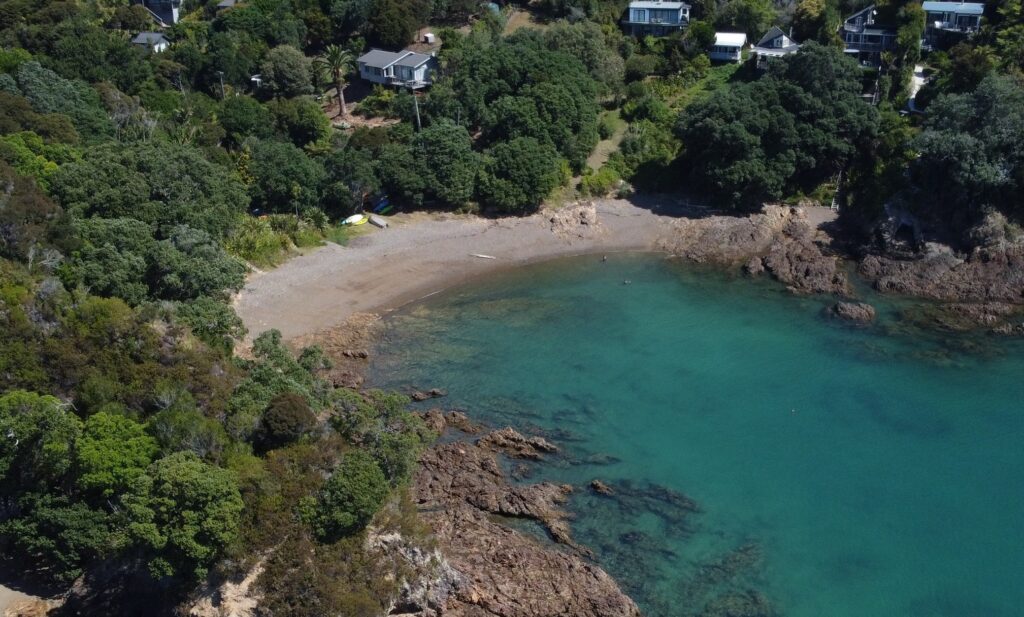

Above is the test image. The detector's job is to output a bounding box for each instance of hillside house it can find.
[923,1,984,45]
[131,32,170,53]
[357,49,437,89]
[841,5,900,66]
[136,0,180,25]
[709,32,747,62]
[751,27,800,70]
[623,1,690,36]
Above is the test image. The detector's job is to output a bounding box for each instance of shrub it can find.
[259,392,316,450]
[303,450,389,540]
[580,166,622,197]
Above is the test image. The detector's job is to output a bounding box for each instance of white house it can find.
[357,49,438,89]
[709,32,746,62]
[622,1,691,36]
[131,32,170,53]
[751,27,800,70]
[923,1,984,33]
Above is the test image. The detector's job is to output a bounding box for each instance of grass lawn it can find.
[587,109,628,170]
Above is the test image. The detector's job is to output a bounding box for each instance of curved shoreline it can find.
[234,199,685,341]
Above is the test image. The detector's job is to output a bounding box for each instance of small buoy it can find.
[623,280,631,285]
[602,255,608,262]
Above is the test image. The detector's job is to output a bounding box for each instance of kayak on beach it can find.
[342,214,368,226]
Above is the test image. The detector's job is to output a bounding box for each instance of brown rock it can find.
[477,428,558,459]
[859,245,1024,304]
[590,480,614,496]
[744,256,765,276]
[660,206,847,295]
[827,301,876,323]
[341,349,369,359]
[411,432,641,617]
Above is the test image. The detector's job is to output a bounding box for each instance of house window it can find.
[633,9,646,22]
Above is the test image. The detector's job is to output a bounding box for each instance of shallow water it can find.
[367,254,1024,617]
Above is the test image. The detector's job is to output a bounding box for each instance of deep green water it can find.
[367,254,1024,617]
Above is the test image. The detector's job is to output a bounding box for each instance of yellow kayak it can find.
[342,214,368,226]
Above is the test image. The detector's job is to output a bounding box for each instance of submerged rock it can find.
[590,479,615,496]
[827,301,877,323]
[699,590,775,617]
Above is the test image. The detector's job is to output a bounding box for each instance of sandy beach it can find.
[235,198,687,341]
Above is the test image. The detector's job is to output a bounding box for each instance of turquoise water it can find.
[367,254,1024,617]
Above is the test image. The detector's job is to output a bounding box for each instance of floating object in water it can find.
[623,280,632,285]
[342,214,368,226]
[471,254,497,260]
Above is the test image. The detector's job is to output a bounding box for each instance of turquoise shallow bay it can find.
[367,254,1024,617]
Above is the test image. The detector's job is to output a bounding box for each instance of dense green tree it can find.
[268,96,332,146]
[75,412,159,497]
[677,44,877,208]
[366,0,424,49]
[219,95,275,145]
[0,161,67,262]
[0,390,80,493]
[909,74,1024,231]
[0,494,112,582]
[51,142,248,239]
[322,146,380,214]
[477,137,563,213]
[260,45,313,97]
[248,140,325,214]
[715,0,776,39]
[304,450,389,540]
[418,120,479,207]
[13,62,113,140]
[123,451,244,579]
[0,92,80,144]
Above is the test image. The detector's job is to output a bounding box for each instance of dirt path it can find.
[234,199,681,341]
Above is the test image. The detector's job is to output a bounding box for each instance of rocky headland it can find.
[397,411,641,617]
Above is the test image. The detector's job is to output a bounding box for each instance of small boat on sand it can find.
[342,214,368,226]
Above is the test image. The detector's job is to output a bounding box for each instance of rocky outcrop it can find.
[859,244,1024,304]
[826,301,876,323]
[660,206,847,295]
[407,416,641,617]
[550,202,603,242]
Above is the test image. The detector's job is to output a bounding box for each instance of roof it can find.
[714,32,747,47]
[132,32,169,45]
[922,1,984,14]
[216,0,237,7]
[756,26,787,47]
[394,52,433,68]
[629,1,689,9]
[358,49,405,68]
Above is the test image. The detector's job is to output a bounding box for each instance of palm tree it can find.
[316,45,355,117]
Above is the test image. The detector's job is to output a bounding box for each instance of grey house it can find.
[841,5,900,66]
[752,27,800,70]
[622,1,690,36]
[131,32,170,53]
[357,49,437,89]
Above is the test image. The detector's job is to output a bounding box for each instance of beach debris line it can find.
[471,253,497,259]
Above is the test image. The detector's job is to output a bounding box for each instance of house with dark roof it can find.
[131,32,170,53]
[135,0,181,25]
[841,5,900,66]
[216,0,238,9]
[622,1,690,36]
[751,27,800,70]
[357,49,438,89]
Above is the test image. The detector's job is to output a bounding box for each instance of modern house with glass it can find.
[622,1,690,36]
